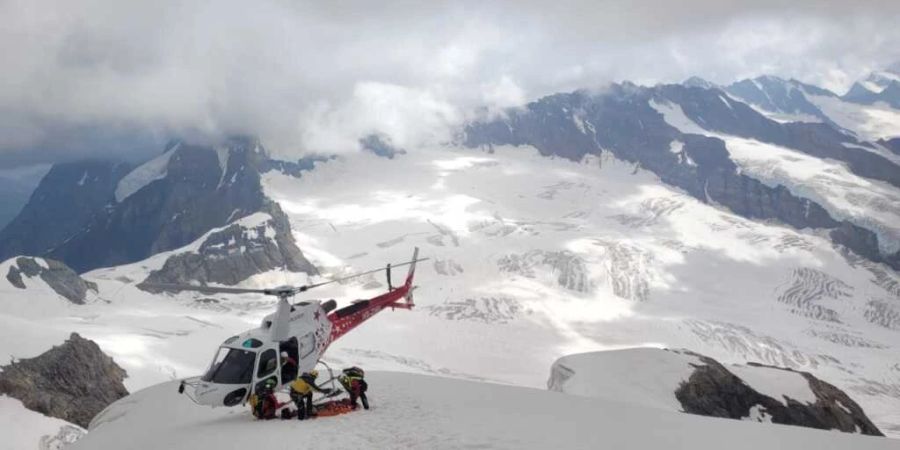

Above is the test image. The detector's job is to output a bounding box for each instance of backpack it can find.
[343,366,365,379]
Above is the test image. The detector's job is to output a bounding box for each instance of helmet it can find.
[280,351,288,359]
[309,369,319,379]
[264,378,276,388]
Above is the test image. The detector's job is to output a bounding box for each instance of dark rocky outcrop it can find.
[4,256,97,304]
[0,333,128,428]
[464,82,899,270]
[676,354,883,436]
[877,137,900,156]
[843,81,900,109]
[359,133,407,159]
[140,203,316,288]
[263,154,337,177]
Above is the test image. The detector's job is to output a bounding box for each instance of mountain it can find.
[464,81,900,269]
[1,67,900,447]
[71,374,899,450]
[0,167,47,231]
[4,256,98,304]
[724,76,836,125]
[843,68,900,109]
[0,137,317,275]
[0,160,132,265]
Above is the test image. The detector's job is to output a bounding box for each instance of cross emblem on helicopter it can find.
[140,248,425,408]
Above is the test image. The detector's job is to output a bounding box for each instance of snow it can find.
[550,348,701,411]
[648,98,708,134]
[746,103,823,124]
[861,80,885,94]
[115,145,178,202]
[804,93,900,141]
[215,146,230,188]
[0,396,85,450]
[730,365,818,405]
[746,405,772,423]
[2,143,900,440]
[72,374,899,450]
[257,144,900,435]
[719,136,900,254]
[76,171,88,186]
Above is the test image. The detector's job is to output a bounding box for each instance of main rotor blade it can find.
[296,257,429,293]
[139,256,429,296]
[138,282,270,295]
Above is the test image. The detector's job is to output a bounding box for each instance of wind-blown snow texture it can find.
[73,374,899,450]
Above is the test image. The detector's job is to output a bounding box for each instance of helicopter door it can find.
[297,332,317,372]
[279,337,299,381]
[253,348,280,395]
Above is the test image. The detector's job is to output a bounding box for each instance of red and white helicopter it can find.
[142,248,424,408]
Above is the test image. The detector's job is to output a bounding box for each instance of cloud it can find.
[1,0,898,167]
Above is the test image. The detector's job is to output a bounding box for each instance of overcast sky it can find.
[2,0,899,167]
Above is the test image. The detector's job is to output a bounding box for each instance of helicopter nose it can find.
[193,382,248,407]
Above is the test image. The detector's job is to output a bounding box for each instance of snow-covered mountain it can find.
[0,137,307,274]
[1,65,900,447]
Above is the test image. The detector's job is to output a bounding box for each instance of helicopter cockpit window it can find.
[257,349,278,378]
[242,338,263,349]
[201,347,256,384]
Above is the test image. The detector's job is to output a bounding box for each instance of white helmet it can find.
[280,351,288,359]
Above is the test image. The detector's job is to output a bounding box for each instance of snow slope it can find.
[72,374,899,450]
[548,348,700,411]
[804,93,900,141]
[114,144,178,202]
[0,396,84,450]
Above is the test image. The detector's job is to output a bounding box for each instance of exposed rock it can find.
[0,333,128,428]
[675,353,883,435]
[359,133,407,159]
[0,160,132,264]
[140,203,316,288]
[263,154,337,177]
[4,256,98,304]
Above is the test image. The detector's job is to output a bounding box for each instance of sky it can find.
[1,0,899,167]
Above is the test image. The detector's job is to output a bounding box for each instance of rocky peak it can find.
[675,354,883,436]
[140,202,316,288]
[4,256,98,304]
[0,333,128,428]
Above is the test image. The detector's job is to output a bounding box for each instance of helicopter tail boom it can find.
[326,247,421,342]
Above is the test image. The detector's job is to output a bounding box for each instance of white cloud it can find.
[0,0,898,165]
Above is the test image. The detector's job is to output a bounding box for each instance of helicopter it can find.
[140,247,425,408]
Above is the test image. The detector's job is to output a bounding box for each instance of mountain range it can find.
[1,64,899,446]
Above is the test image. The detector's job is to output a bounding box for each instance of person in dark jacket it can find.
[289,369,331,420]
[338,367,369,410]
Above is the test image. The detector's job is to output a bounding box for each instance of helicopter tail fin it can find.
[403,247,419,306]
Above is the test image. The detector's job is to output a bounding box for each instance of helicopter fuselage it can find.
[182,248,420,408]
